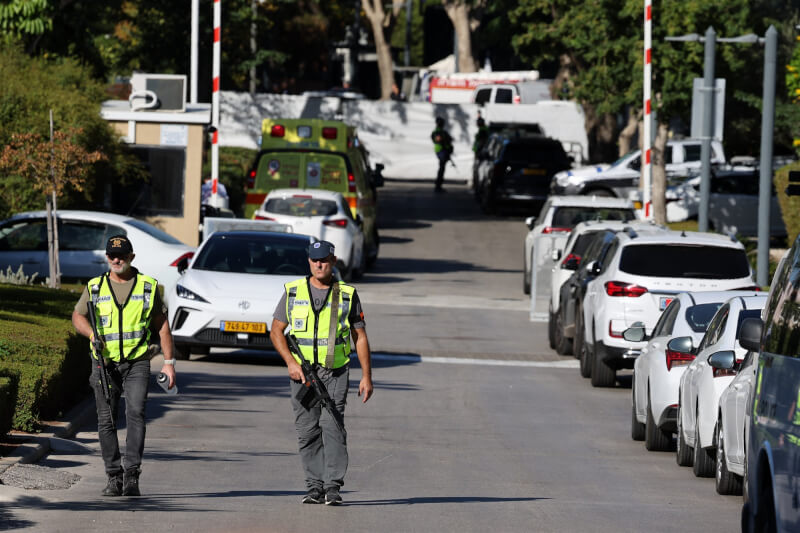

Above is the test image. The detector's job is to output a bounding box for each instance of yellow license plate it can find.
[220,321,266,333]
[523,168,546,175]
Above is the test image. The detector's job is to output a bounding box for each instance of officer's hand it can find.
[288,361,305,383]
[90,334,105,356]
[358,377,373,403]
[160,364,177,388]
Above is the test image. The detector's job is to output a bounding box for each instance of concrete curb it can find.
[0,395,96,476]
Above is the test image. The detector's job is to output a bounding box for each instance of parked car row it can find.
[535,203,800,531]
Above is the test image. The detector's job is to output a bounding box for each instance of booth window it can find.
[130,147,185,216]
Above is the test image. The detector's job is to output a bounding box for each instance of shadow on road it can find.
[365,257,520,276]
[344,495,551,506]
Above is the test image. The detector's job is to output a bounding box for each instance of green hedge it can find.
[775,162,800,245]
[0,284,90,433]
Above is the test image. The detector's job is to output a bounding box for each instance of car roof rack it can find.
[623,227,638,239]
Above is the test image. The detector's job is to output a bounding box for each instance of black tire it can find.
[693,413,715,477]
[174,344,191,361]
[554,306,573,356]
[575,305,588,371]
[479,188,496,214]
[716,420,743,495]
[753,472,777,533]
[366,227,379,266]
[548,309,556,349]
[676,403,694,467]
[645,393,674,451]
[590,336,615,387]
[523,250,531,295]
[631,385,645,441]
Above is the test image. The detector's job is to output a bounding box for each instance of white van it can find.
[473,80,552,105]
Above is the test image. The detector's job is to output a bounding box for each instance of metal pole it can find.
[211,0,221,207]
[191,0,199,104]
[698,26,716,233]
[404,0,412,67]
[757,26,778,287]
[642,0,652,220]
[250,0,257,95]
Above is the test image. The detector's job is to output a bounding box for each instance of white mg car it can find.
[254,189,365,280]
[676,293,767,478]
[626,291,748,452]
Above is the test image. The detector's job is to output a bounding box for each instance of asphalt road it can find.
[0,181,742,532]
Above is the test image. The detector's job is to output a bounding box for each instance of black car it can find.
[556,229,618,377]
[476,132,571,214]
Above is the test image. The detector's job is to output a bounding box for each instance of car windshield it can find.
[192,234,309,275]
[619,244,751,279]
[684,303,724,333]
[124,219,184,245]
[264,197,338,217]
[504,141,569,168]
[552,207,635,228]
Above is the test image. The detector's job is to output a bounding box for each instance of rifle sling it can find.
[325,282,339,369]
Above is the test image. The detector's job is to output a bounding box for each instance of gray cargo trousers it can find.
[289,364,349,491]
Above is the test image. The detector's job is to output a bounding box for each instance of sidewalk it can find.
[0,394,95,477]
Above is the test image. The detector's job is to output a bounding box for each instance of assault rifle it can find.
[286,334,346,434]
[86,301,113,404]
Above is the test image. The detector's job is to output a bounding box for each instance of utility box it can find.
[130,73,187,112]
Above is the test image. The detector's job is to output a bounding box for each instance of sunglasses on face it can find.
[107,253,129,261]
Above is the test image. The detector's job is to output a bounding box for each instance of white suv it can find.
[523,195,637,295]
[581,229,756,387]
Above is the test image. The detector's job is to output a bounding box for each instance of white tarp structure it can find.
[219,92,588,181]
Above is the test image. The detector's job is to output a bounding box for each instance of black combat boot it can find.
[122,469,141,496]
[102,473,123,497]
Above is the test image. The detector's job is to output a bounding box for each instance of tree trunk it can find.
[618,110,641,158]
[651,122,669,225]
[362,0,399,100]
[442,2,477,73]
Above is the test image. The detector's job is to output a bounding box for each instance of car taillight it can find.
[271,124,285,137]
[254,215,275,221]
[605,281,648,297]
[170,251,195,267]
[736,285,762,291]
[561,253,581,267]
[323,219,348,228]
[322,127,337,139]
[348,173,356,193]
[666,349,695,371]
[246,169,256,189]
[542,227,571,234]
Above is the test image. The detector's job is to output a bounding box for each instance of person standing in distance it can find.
[71,235,177,497]
[431,116,453,192]
[270,240,374,506]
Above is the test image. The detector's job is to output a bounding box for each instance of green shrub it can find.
[775,162,800,246]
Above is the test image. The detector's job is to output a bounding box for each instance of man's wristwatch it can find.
[163,359,176,367]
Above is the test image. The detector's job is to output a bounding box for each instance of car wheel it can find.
[174,344,191,361]
[523,250,531,295]
[693,411,715,477]
[575,305,587,366]
[366,227,379,266]
[753,471,777,533]
[645,393,674,451]
[479,188,495,214]
[351,245,366,280]
[715,420,743,495]
[554,307,573,356]
[676,402,694,467]
[631,384,645,441]
[548,308,556,349]
[590,336,615,387]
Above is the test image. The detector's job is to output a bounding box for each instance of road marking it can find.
[372,353,579,368]
[359,292,530,311]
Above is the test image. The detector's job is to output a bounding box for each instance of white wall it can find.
[220,92,588,181]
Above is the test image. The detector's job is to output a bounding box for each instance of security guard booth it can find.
[100,83,211,246]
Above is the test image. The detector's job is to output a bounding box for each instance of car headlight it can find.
[176,284,209,303]
[554,172,572,187]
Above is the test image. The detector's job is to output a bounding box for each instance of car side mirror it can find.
[708,350,736,370]
[177,256,190,275]
[623,321,647,342]
[738,317,763,352]
[667,336,694,355]
[563,257,580,271]
[589,261,601,275]
[525,216,536,230]
[551,249,562,262]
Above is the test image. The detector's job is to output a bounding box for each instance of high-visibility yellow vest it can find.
[285,278,354,369]
[88,273,157,362]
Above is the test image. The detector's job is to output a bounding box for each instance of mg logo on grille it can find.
[238,300,250,311]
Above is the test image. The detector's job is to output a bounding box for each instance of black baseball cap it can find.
[308,240,335,260]
[106,235,133,255]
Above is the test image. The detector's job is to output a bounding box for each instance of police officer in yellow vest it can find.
[270,240,373,506]
[72,235,176,497]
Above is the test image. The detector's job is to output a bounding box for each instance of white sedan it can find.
[676,293,767,478]
[0,210,194,296]
[627,291,739,451]
[254,189,365,281]
[169,230,316,360]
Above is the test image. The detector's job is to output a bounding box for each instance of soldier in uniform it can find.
[431,116,454,192]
